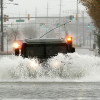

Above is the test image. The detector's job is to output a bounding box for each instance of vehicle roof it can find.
[24,38,67,44]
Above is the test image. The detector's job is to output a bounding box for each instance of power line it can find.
[39,20,71,38]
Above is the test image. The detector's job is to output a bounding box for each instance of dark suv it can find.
[13,38,75,58]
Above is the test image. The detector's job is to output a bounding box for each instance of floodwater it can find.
[0,48,99,100]
[0,82,100,100]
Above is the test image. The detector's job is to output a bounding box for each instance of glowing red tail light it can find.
[13,42,22,49]
[65,37,72,42]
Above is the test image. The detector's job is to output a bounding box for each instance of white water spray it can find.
[0,53,100,82]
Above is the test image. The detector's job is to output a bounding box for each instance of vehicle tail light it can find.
[13,42,22,49]
[65,37,72,42]
[67,37,72,42]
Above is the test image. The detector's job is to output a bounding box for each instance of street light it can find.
[9,0,14,2]
[6,3,19,5]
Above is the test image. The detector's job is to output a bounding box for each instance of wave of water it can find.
[0,53,100,82]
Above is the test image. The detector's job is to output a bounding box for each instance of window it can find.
[26,44,44,57]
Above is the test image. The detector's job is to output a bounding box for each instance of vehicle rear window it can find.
[25,43,67,57]
[26,45,44,57]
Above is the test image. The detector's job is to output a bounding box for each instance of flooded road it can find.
[0,49,99,100]
[0,82,100,100]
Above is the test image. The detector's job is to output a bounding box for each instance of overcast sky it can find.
[4,0,86,17]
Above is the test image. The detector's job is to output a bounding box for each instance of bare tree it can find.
[22,25,38,39]
[4,28,20,43]
[80,0,100,53]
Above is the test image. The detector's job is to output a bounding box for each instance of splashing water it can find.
[0,53,100,82]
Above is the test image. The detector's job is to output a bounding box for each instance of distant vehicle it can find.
[13,37,75,59]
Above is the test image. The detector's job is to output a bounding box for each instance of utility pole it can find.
[90,32,91,49]
[76,0,79,45]
[47,3,48,24]
[35,7,37,31]
[1,0,4,51]
[59,0,62,20]
[83,11,85,45]
[59,0,62,38]
[46,3,49,37]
